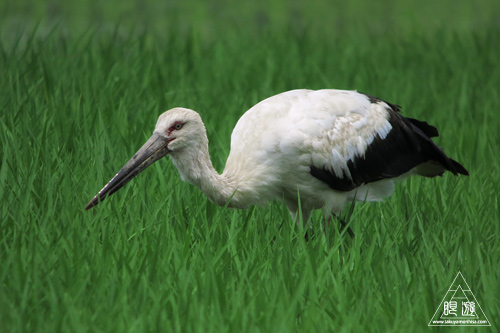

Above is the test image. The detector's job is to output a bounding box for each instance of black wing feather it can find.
[310,99,468,192]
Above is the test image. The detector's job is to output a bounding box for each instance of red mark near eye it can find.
[167,121,184,136]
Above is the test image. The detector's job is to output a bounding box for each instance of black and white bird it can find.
[85,89,468,228]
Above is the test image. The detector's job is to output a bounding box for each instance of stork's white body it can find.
[221,90,393,216]
[86,89,468,226]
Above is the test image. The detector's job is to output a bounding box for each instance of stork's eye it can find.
[167,121,184,136]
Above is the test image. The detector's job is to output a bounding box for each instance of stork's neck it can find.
[169,140,237,207]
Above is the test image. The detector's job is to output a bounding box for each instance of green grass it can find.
[1,0,500,331]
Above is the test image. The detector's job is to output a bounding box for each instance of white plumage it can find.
[86,89,468,227]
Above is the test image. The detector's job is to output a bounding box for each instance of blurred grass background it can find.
[1,0,498,41]
[1,0,499,332]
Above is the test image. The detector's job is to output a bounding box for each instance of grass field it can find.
[1,0,499,331]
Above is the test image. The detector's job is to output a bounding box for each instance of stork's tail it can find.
[407,117,469,177]
[448,158,469,176]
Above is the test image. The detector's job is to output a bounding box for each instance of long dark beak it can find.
[85,132,171,210]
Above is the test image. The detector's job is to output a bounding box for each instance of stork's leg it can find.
[338,216,355,238]
[288,208,311,228]
[322,207,355,238]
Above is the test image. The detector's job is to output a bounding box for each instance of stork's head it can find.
[154,107,207,154]
[85,107,205,210]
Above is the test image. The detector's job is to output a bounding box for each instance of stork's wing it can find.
[309,98,468,192]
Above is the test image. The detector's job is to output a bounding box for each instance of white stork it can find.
[85,89,468,231]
